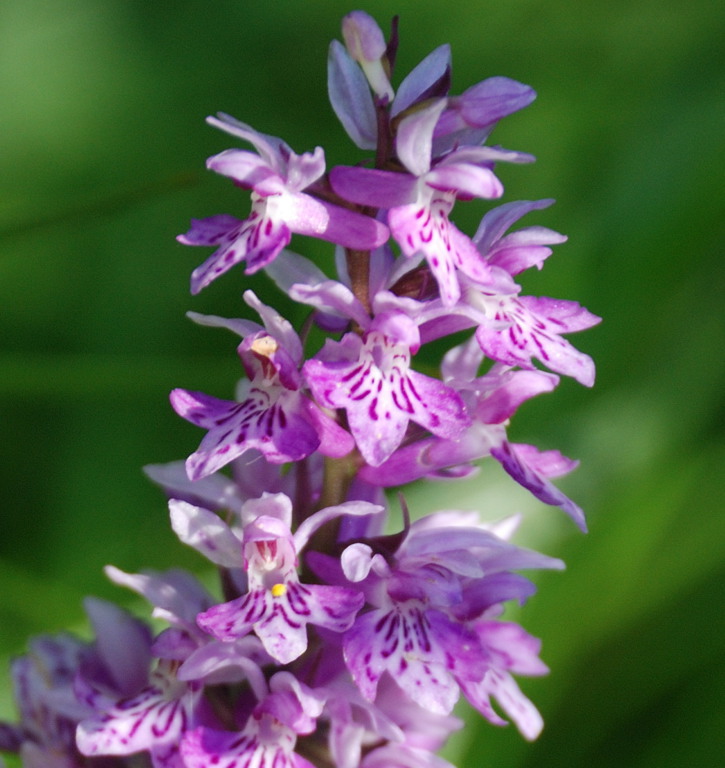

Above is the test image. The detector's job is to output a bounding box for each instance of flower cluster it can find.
[1,11,598,768]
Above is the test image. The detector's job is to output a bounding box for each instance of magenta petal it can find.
[330,166,419,208]
[491,441,586,531]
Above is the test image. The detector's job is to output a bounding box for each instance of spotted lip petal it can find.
[197,581,364,665]
[474,294,600,387]
[304,322,470,466]
[76,676,196,757]
[343,604,482,715]
[171,385,321,481]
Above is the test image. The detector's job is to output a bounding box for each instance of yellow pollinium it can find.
[251,336,278,357]
[271,583,287,598]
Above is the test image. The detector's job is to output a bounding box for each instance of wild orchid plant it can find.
[0,11,599,768]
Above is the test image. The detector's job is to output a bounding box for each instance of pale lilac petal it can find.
[393,44,451,117]
[459,77,537,127]
[344,606,481,714]
[396,99,447,176]
[103,566,213,626]
[263,249,330,295]
[206,113,291,172]
[425,163,503,199]
[290,280,370,328]
[474,295,599,386]
[294,501,384,552]
[206,149,280,190]
[169,500,241,568]
[328,39,377,150]
[185,310,262,341]
[285,194,389,250]
[479,622,549,676]
[358,422,507,487]
[440,335,485,382]
[177,638,269,690]
[83,598,152,697]
[143,461,242,511]
[284,147,326,192]
[463,669,544,741]
[474,199,551,250]
[443,145,535,167]
[435,77,536,137]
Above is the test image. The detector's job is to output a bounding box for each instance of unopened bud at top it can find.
[342,11,394,103]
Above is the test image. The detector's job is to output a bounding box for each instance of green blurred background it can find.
[1,0,723,765]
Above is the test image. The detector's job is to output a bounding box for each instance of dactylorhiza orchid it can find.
[1,10,600,768]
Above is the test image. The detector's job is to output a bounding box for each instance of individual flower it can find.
[331,99,533,305]
[196,493,380,664]
[178,114,389,293]
[170,292,354,480]
[304,309,470,466]
[331,511,562,717]
[341,11,394,102]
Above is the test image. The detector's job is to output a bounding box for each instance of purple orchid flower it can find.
[331,99,534,305]
[178,113,389,293]
[171,292,354,480]
[196,493,381,664]
[0,600,155,768]
[304,308,471,466]
[338,510,562,716]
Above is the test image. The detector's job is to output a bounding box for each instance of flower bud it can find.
[342,11,394,103]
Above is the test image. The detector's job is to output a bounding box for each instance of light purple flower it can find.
[171,293,354,480]
[304,310,470,466]
[196,493,379,664]
[331,100,533,305]
[337,511,561,716]
[433,76,537,155]
[178,113,389,293]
